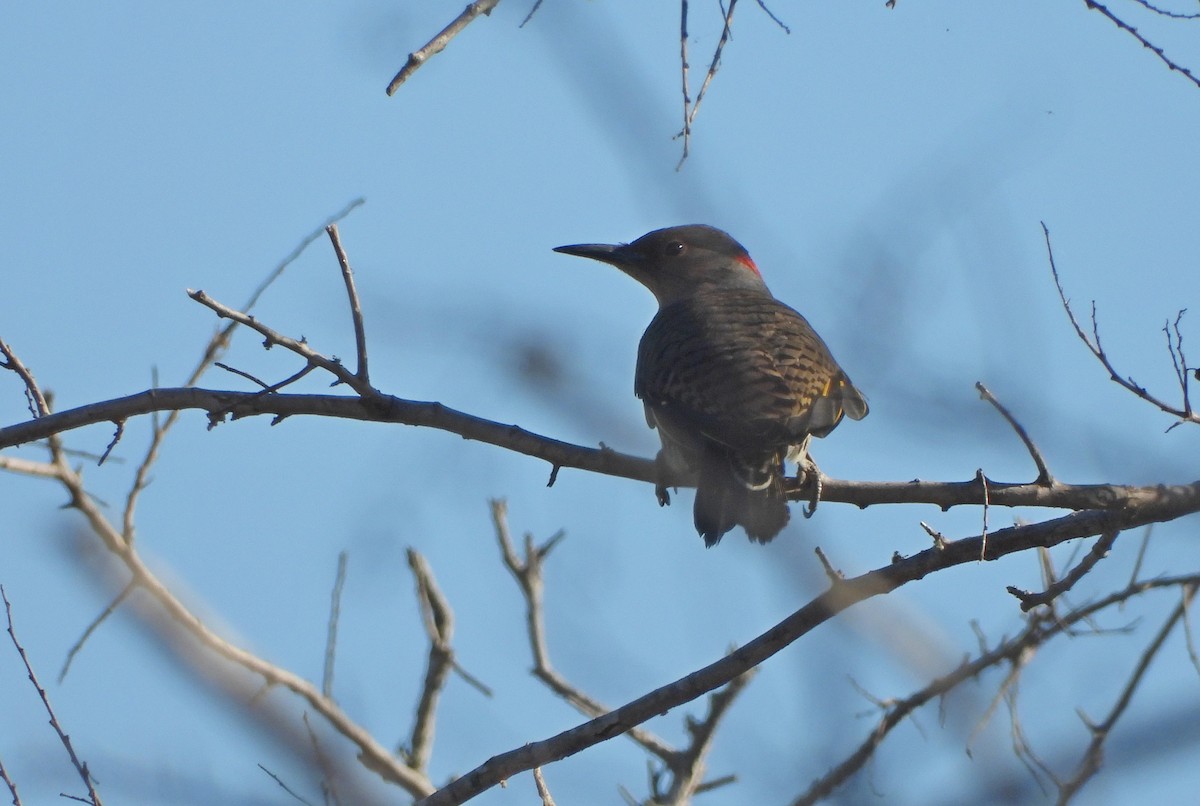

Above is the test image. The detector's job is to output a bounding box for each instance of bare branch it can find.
[187,289,367,393]
[386,0,502,95]
[39,437,434,797]
[4,389,1198,518]
[122,207,357,545]
[1057,581,1198,801]
[676,0,739,169]
[491,501,752,802]
[1083,0,1200,90]
[1044,224,1200,426]
[422,498,1200,805]
[2,586,103,806]
[489,500,677,761]
[798,573,1200,805]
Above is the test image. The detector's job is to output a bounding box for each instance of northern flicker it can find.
[554,225,867,546]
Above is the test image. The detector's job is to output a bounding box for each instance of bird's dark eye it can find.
[664,241,686,257]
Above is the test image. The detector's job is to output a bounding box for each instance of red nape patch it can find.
[736,253,761,277]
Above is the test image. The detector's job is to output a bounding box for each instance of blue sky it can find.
[3,2,1200,804]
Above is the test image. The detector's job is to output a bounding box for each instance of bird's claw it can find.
[799,455,822,518]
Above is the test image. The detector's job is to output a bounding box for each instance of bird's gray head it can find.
[554,224,769,306]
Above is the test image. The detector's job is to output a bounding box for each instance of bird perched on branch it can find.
[555,225,867,546]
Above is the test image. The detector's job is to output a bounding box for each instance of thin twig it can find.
[519,0,545,27]
[214,362,271,388]
[755,0,790,32]
[1180,584,1200,677]
[0,337,51,418]
[660,668,755,803]
[386,0,502,95]
[490,500,676,761]
[978,470,990,561]
[257,763,316,805]
[0,752,20,806]
[403,548,476,774]
[96,419,124,466]
[677,0,692,166]
[2,586,102,806]
[1083,0,1200,90]
[1163,309,1193,429]
[687,0,738,129]
[302,712,340,806]
[676,0,739,169]
[1044,221,1200,426]
[186,290,367,394]
[1007,530,1120,611]
[326,225,370,386]
[42,439,434,797]
[59,582,136,683]
[490,500,747,802]
[797,574,1200,805]
[323,552,349,699]
[976,382,1055,485]
[1129,0,1200,18]
[123,205,361,543]
[1056,582,1198,802]
[423,498,1199,806]
[532,767,556,806]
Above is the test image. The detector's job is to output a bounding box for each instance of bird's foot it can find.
[797,454,822,518]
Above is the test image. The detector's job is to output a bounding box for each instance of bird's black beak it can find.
[553,242,630,267]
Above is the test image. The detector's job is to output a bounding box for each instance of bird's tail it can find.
[693,450,789,546]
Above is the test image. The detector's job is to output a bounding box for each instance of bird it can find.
[554,224,867,546]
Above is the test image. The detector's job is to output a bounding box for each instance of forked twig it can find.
[1057,582,1197,801]
[403,549,461,773]
[489,500,748,801]
[676,0,739,169]
[798,574,1200,805]
[1044,222,1199,427]
[489,500,672,759]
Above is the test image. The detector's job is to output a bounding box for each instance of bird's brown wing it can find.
[636,290,866,454]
